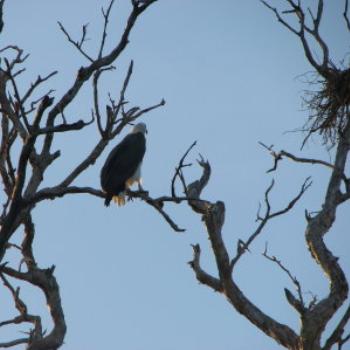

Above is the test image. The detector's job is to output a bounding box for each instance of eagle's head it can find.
[131,122,147,134]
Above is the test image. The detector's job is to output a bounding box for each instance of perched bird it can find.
[100,123,147,206]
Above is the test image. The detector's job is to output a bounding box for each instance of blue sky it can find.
[1,1,349,349]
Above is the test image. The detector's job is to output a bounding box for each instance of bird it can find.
[100,122,147,206]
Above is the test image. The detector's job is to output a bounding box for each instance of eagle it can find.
[100,122,147,206]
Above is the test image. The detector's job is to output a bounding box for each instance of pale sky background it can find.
[0,1,349,349]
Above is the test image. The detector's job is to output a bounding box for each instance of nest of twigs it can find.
[303,68,350,146]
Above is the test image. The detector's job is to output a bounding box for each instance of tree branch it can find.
[58,21,94,62]
[344,0,350,31]
[261,0,331,77]
[171,141,196,197]
[98,0,115,59]
[2,265,66,350]
[263,244,305,314]
[21,71,58,106]
[300,121,350,349]
[323,304,350,350]
[0,0,5,33]
[0,338,29,348]
[188,244,223,292]
[231,177,311,269]
[42,0,158,157]
[185,159,300,349]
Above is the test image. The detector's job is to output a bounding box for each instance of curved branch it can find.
[344,0,350,31]
[186,159,300,349]
[300,121,350,348]
[2,265,66,350]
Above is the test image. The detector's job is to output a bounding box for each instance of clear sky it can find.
[1,1,349,349]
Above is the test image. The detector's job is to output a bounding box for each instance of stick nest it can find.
[304,68,350,146]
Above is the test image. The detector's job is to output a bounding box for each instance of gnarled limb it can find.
[0,2,162,348]
[300,121,350,350]
[186,159,304,349]
[2,265,66,350]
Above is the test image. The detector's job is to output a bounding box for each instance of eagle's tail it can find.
[104,194,113,207]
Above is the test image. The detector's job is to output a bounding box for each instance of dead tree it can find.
[0,1,349,350]
[183,1,350,350]
[0,1,180,348]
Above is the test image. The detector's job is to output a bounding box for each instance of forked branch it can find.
[261,0,330,77]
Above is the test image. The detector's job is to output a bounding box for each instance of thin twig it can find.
[0,0,5,33]
[231,177,311,269]
[57,21,94,62]
[171,141,196,197]
[98,0,115,59]
[21,71,58,106]
[262,243,305,312]
[344,0,350,31]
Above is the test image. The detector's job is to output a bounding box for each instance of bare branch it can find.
[323,304,350,350]
[111,98,165,136]
[110,60,134,128]
[171,141,196,197]
[0,0,4,33]
[188,244,223,292]
[98,0,115,59]
[0,69,28,140]
[57,21,94,62]
[141,195,185,232]
[27,185,187,232]
[186,168,300,349]
[261,0,330,76]
[269,177,311,218]
[2,265,66,350]
[186,156,211,214]
[0,338,29,348]
[284,287,305,315]
[4,59,31,132]
[28,186,105,203]
[128,190,204,232]
[0,315,25,328]
[92,65,116,137]
[0,273,27,315]
[344,0,350,31]
[259,142,343,177]
[260,1,299,35]
[21,214,37,270]
[21,71,58,106]
[0,96,54,259]
[34,117,94,135]
[300,121,350,347]
[231,177,311,269]
[339,333,350,349]
[262,244,305,314]
[43,1,158,158]
[0,45,29,70]
[0,112,13,198]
